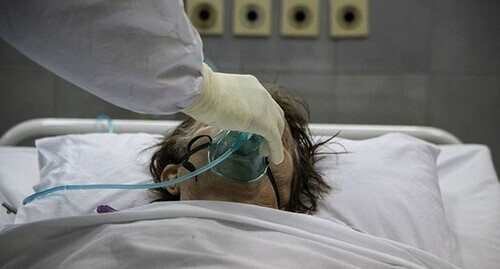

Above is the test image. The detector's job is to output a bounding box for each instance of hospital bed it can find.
[0,118,498,268]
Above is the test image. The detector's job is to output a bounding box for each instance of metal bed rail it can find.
[0,118,462,146]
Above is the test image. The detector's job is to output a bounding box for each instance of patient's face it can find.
[161,122,294,210]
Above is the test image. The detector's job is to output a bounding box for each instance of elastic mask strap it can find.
[265,158,281,209]
[180,135,213,180]
[187,135,213,152]
[179,135,213,164]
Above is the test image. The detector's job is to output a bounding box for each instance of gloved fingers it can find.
[246,84,285,164]
[183,65,286,165]
[269,105,285,164]
[259,140,284,165]
[268,143,284,165]
[263,126,285,165]
[259,141,270,158]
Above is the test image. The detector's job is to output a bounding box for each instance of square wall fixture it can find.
[330,0,369,38]
[281,0,320,38]
[233,0,272,37]
[186,0,224,36]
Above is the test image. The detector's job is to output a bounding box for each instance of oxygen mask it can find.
[208,130,267,182]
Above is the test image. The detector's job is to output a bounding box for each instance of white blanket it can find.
[0,201,460,269]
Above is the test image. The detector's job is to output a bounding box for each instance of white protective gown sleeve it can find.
[0,0,203,114]
[0,0,285,164]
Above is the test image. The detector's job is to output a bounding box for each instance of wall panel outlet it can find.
[186,0,224,36]
[280,0,320,38]
[233,0,272,37]
[330,0,369,38]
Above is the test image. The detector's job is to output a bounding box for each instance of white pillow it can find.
[0,147,40,209]
[15,133,161,224]
[315,133,461,265]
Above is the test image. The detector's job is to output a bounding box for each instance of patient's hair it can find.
[149,85,333,213]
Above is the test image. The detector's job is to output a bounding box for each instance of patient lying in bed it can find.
[7,87,469,268]
[148,85,335,213]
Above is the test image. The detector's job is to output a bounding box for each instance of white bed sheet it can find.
[0,143,499,269]
[0,147,39,213]
[0,147,39,230]
[0,201,461,269]
[437,145,500,269]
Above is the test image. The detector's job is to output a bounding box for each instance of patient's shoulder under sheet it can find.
[0,201,461,268]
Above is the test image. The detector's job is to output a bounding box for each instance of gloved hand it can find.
[182,63,285,164]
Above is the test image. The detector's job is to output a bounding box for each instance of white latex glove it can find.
[182,63,285,164]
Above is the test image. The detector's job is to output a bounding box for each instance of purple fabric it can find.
[97,205,118,214]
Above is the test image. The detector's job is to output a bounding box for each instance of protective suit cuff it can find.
[181,63,218,117]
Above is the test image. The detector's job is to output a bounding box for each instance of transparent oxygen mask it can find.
[208,130,267,182]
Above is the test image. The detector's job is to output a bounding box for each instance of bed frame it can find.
[0,118,462,146]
